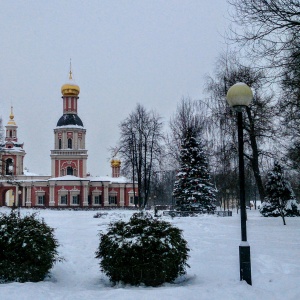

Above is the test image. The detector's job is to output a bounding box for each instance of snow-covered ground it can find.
[0,207,299,300]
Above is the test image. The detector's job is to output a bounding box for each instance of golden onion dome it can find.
[111,158,121,168]
[61,70,80,96]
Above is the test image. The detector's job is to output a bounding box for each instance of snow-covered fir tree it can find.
[173,128,216,213]
[260,161,300,225]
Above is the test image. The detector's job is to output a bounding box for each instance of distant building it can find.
[0,70,137,208]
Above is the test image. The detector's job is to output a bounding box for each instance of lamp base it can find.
[239,243,252,285]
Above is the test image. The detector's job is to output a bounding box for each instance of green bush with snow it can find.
[260,162,300,223]
[0,211,61,283]
[96,212,190,286]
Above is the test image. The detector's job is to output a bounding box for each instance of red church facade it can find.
[0,71,137,208]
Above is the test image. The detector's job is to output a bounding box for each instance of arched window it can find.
[68,138,72,149]
[6,158,13,175]
[67,167,73,175]
[59,139,62,149]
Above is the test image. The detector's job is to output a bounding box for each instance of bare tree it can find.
[228,0,300,77]
[204,51,277,201]
[118,104,164,208]
[167,97,212,169]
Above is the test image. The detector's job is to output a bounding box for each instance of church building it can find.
[0,71,137,208]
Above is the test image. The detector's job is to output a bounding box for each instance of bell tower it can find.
[0,107,26,175]
[50,67,88,178]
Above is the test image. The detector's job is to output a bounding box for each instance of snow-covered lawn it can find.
[0,207,299,300]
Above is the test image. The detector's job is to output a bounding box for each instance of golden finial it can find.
[10,106,14,120]
[61,60,80,96]
[69,58,73,80]
[8,106,16,125]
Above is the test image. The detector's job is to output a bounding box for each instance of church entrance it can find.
[0,188,15,207]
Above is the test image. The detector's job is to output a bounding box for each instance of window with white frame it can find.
[70,188,80,206]
[94,195,102,205]
[129,196,134,204]
[61,195,67,205]
[36,190,45,206]
[72,195,79,205]
[109,195,117,205]
[92,189,102,205]
[38,195,45,205]
[128,190,136,205]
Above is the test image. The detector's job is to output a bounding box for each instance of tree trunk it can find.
[245,107,265,200]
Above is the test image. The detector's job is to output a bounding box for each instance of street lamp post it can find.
[227,82,253,285]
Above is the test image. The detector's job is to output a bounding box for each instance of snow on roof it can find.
[23,170,39,176]
[49,175,89,181]
[55,124,85,129]
[89,176,132,183]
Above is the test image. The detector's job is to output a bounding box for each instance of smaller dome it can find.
[111,158,121,168]
[61,70,80,96]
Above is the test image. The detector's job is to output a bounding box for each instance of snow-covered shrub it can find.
[0,211,61,283]
[96,212,190,286]
[259,202,280,217]
[260,162,300,223]
[284,200,300,217]
[260,200,300,217]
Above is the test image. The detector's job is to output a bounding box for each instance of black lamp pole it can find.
[227,82,253,286]
[237,109,252,285]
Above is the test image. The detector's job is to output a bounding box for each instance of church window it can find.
[9,130,12,138]
[5,158,13,175]
[67,167,73,175]
[59,139,62,149]
[38,195,45,205]
[61,195,67,205]
[130,196,135,204]
[68,98,71,109]
[109,195,117,205]
[94,195,102,205]
[68,138,72,149]
[72,195,79,205]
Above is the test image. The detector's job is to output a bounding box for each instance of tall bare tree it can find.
[205,52,277,201]
[167,97,211,169]
[228,0,300,77]
[118,104,164,208]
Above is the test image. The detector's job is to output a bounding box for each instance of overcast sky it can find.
[0,0,230,177]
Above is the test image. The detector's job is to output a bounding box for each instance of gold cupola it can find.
[7,106,16,126]
[61,69,80,96]
[111,158,121,168]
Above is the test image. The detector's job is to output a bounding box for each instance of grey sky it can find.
[0,0,229,176]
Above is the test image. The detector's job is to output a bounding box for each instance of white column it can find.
[49,184,55,206]
[120,184,125,207]
[26,186,32,206]
[104,183,109,206]
[83,182,89,206]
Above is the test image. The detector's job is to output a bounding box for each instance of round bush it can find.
[96,212,190,286]
[0,211,60,283]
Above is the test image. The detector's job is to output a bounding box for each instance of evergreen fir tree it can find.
[173,129,216,213]
[260,161,300,225]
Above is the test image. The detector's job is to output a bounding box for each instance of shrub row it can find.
[0,211,190,286]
